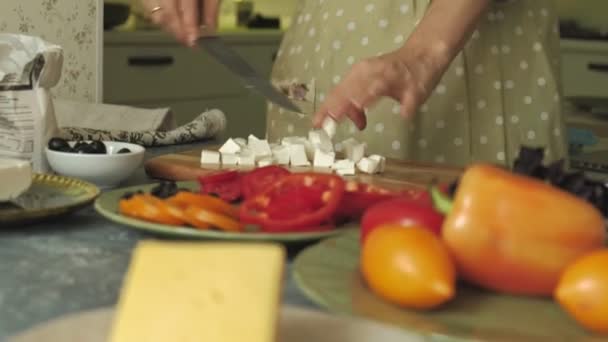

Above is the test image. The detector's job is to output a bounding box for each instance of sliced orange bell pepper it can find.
[433,164,606,296]
[119,194,186,226]
[183,205,243,232]
[167,191,238,218]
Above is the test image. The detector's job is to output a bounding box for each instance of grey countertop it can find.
[0,142,319,341]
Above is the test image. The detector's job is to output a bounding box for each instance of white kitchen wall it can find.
[0,0,103,102]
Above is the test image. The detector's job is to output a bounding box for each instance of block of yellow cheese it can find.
[109,241,286,342]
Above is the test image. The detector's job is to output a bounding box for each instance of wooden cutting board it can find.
[144,147,462,190]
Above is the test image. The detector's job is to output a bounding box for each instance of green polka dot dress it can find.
[266,0,568,167]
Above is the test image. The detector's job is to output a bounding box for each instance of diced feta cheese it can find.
[341,138,366,163]
[271,145,290,165]
[309,129,333,152]
[332,159,355,170]
[288,144,310,166]
[233,137,247,147]
[322,117,337,139]
[221,153,239,165]
[281,136,308,146]
[248,138,272,159]
[336,167,356,176]
[218,138,241,154]
[247,134,261,145]
[257,157,275,167]
[368,154,386,172]
[356,157,380,174]
[200,150,220,164]
[0,158,32,202]
[237,149,255,166]
[313,149,335,168]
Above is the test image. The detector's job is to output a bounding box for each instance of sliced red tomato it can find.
[241,165,290,199]
[198,170,242,202]
[239,173,345,232]
[333,181,402,222]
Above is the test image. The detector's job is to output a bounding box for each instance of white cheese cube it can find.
[322,117,337,139]
[288,144,310,166]
[248,139,272,159]
[281,136,308,146]
[237,150,256,166]
[332,159,355,170]
[247,134,261,145]
[200,150,220,165]
[257,157,275,167]
[0,158,32,202]
[343,139,366,163]
[356,157,380,174]
[221,153,239,165]
[368,154,386,172]
[218,138,241,154]
[336,167,356,176]
[234,137,247,147]
[309,129,333,152]
[313,149,335,168]
[271,145,290,165]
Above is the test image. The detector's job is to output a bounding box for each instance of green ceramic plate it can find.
[293,230,606,342]
[94,181,357,242]
[0,174,100,225]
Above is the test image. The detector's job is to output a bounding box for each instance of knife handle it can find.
[127,56,174,67]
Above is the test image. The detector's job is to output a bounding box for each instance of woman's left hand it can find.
[312,49,448,130]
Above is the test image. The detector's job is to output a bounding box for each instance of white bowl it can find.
[45,141,145,189]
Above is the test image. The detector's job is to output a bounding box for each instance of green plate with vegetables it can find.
[293,230,605,342]
[0,174,100,225]
[94,181,357,242]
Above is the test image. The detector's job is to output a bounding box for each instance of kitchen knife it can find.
[197,35,303,114]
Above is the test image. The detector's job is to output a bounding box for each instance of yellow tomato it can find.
[360,224,456,310]
[555,249,608,334]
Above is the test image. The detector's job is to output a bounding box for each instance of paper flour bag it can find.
[0,33,62,172]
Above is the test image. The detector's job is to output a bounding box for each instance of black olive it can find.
[89,140,107,154]
[75,143,96,154]
[73,141,89,150]
[48,137,70,151]
[150,181,179,199]
[117,148,131,154]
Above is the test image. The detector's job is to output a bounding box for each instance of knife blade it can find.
[198,36,303,114]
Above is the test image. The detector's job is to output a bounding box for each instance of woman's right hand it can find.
[140,0,221,47]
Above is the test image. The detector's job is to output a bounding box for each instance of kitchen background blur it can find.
[2,0,608,174]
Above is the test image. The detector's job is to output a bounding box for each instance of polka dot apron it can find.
[267,0,567,167]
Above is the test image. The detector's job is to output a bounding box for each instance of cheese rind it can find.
[0,158,32,202]
[109,241,286,342]
[200,150,221,164]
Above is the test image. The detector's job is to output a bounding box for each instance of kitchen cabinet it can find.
[103,30,282,138]
[560,39,608,108]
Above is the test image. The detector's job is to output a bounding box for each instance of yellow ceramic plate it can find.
[0,174,100,225]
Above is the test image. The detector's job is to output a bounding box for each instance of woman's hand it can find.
[312,48,449,130]
[312,0,489,130]
[140,0,221,47]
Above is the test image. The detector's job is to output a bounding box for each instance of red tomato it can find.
[360,197,444,244]
[241,166,291,199]
[333,181,401,222]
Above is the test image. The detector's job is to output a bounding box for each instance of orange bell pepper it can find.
[433,164,606,296]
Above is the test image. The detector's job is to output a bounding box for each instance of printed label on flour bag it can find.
[0,34,62,172]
